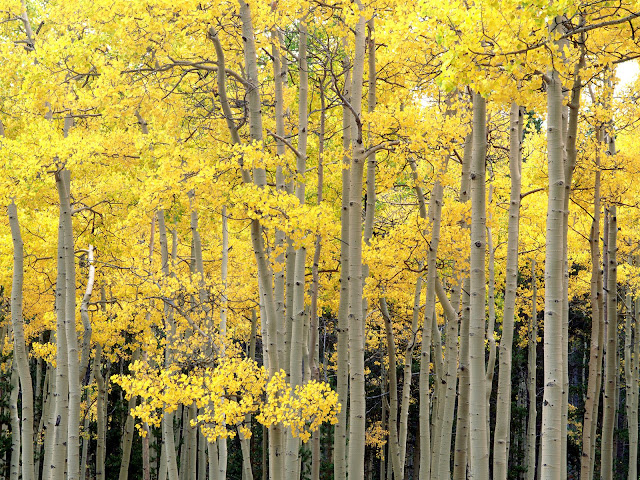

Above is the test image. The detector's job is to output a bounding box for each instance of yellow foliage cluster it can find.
[114,357,339,443]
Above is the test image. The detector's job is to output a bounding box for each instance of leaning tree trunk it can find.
[8,202,35,480]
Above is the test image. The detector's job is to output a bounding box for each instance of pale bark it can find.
[334,63,352,480]
[79,245,94,383]
[485,213,496,447]
[49,170,70,480]
[493,103,523,480]
[625,270,638,480]
[601,205,617,480]
[271,29,287,373]
[8,201,34,480]
[309,77,326,480]
[580,132,603,480]
[118,349,141,480]
[398,274,423,472]
[430,304,444,476]
[453,130,473,480]
[412,146,447,480]
[10,360,20,480]
[436,277,460,480]
[285,21,309,479]
[95,344,106,480]
[453,277,471,480]
[526,259,538,480]
[158,211,180,480]
[468,91,489,480]
[344,5,368,479]
[560,66,582,480]
[81,367,94,480]
[57,167,81,480]
[380,298,403,480]
[540,56,566,480]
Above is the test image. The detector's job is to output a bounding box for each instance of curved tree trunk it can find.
[8,201,35,480]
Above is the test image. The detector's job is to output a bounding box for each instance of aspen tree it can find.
[286,21,310,479]
[468,91,489,480]
[453,132,473,480]
[9,360,20,480]
[526,259,538,480]
[540,17,567,479]
[8,201,34,480]
[398,273,423,474]
[118,349,140,480]
[78,245,94,384]
[334,61,352,480]
[380,298,402,480]
[94,344,107,480]
[309,77,326,480]
[580,128,604,480]
[158,211,179,480]
[436,277,461,480]
[415,152,446,480]
[601,204,617,480]
[624,269,637,480]
[346,7,368,480]
[493,103,523,480]
[559,60,583,478]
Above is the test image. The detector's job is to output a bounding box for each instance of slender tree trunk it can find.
[540,42,566,479]
[453,124,473,480]
[10,360,20,480]
[49,170,70,480]
[285,21,309,480]
[346,8,367,480]
[413,150,447,480]
[493,102,523,480]
[56,166,81,480]
[398,274,423,472]
[158,211,180,480]
[580,133,603,480]
[601,205,617,480]
[453,276,471,480]
[625,269,638,480]
[381,299,403,480]
[527,259,538,480]
[8,202,34,480]
[468,91,489,480]
[95,345,106,480]
[334,59,351,480]
[309,77,326,480]
[119,349,141,480]
[81,367,94,480]
[436,277,460,480]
